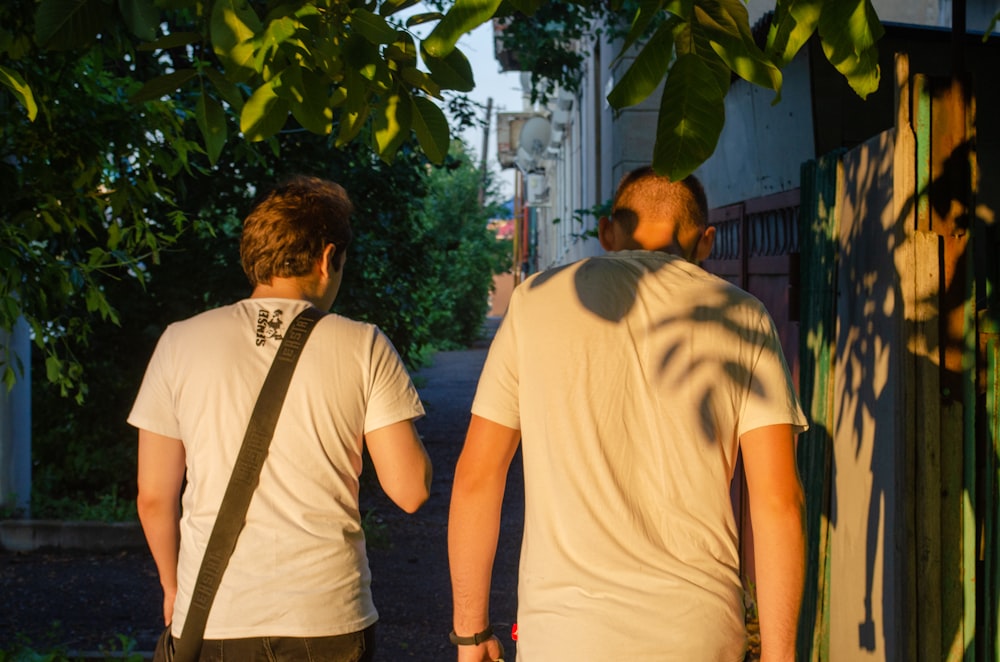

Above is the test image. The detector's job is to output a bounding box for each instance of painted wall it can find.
[695,52,815,209]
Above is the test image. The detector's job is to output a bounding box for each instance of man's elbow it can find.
[136,490,177,524]
[396,491,429,514]
[393,465,433,514]
[394,482,431,514]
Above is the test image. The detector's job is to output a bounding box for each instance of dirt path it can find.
[0,326,524,660]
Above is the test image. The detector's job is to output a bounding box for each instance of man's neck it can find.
[251,278,325,308]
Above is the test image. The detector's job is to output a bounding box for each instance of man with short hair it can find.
[131,175,431,661]
[449,167,807,661]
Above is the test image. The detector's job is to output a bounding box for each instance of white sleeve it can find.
[362,327,425,434]
[127,325,182,438]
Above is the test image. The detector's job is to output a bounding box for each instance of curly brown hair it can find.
[240,175,355,287]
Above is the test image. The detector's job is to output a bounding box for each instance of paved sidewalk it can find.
[0,318,524,660]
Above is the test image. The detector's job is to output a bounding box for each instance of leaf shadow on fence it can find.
[815,119,993,661]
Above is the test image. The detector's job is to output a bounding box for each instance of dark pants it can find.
[167,624,376,662]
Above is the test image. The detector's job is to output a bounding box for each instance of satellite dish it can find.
[518,117,552,159]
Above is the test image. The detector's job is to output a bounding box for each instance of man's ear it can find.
[319,243,337,276]
[692,226,716,263]
[598,217,616,251]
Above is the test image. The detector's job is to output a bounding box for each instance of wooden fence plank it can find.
[796,150,842,662]
[910,229,943,662]
[893,52,919,662]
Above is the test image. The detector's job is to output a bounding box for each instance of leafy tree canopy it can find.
[1,0,883,398]
[3,0,884,177]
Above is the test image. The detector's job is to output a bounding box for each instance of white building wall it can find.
[527,42,609,270]
[694,51,815,208]
[744,0,1000,32]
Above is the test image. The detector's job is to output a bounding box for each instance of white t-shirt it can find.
[128,298,424,639]
[472,251,808,661]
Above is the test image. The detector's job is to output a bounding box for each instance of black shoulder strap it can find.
[172,306,325,662]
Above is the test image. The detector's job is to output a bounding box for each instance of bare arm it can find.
[366,419,432,513]
[741,423,806,662]
[449,414,520,662]
[136,429,186,626]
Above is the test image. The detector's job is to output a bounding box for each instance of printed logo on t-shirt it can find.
[255,309,284,346]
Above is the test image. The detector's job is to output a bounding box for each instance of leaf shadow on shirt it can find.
[526,254,790,445]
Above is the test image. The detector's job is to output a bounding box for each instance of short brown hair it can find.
[240,175,354,287]
[611,167,708,235]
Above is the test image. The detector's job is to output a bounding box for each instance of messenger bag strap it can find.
[172,305,325,662]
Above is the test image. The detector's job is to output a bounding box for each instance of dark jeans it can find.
[173,624,376,662]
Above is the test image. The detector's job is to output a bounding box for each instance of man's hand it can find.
[161,586,177,627]
[456,636,505,662]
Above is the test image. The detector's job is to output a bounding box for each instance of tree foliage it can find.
[1,0,884,398]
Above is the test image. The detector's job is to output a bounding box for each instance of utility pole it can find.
[478,97,493,207]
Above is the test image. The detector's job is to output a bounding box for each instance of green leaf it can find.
[423,0,502,58]
[241,80,290,141]
[422,45,475,92]
[664,0,694,19]
[136,31,200,51]
[196,93,227,164]
[204,68,245,111]
[351,7,398,44]
[373,91,412,162]
[211,0,262,82]
[673,15,730,96]
[386,31,418,66]
[406,12,444,28]
[412,96,449,163]
[380,0,423,17]
[3,366,16,393]
[84,284,109,315]
[45,355,63,385]
[35,0,112,49]
[607,20,676,109]
[336,105,370,147]
[252,16,299,71]
[400,66,442,98]
[693,0,781,93]
[129,69,198,102]
[281,66,334,135]
[652,53,726,181]
[344,32,381,77]
[118,0,160,41]
[0,66,38,121]
[817,0,883,99]
[617,0,665,60]
[329,87,347,107]
[766,0,822,67]
[984,11,999,41]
